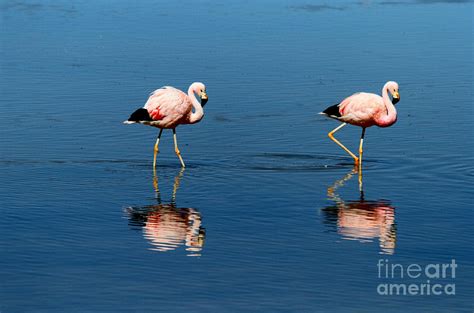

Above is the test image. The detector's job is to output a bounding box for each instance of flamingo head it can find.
[191,82,208,106]
[385,81,400,104]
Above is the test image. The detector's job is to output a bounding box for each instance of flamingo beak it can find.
[200,92,208,106]
[392,91,400,104]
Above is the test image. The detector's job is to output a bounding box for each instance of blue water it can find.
[1,0,473,312]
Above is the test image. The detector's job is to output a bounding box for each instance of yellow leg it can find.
[173,128,186,168]
[153,129,163,170]
[328,123,359,165]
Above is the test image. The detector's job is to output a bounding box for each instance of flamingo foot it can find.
[175,149,186,168]
[354,157,360,166]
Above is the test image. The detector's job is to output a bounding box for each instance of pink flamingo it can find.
[124,82,208,168]
[320,81,400,166]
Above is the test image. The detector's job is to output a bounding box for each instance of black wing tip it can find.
[322,103,341,118]
[127,108,153,122]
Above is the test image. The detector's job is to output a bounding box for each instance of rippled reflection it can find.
[321,168,397,254]
[125,169,205,256]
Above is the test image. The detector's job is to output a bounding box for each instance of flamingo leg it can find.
[173,128,186,168]
[357,128,366,191]
[153,129,164,170]
[328,123,359,165]
[358,127,366,166]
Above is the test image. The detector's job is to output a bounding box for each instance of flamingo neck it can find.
[377,86,397,127]
[187,85,204,124]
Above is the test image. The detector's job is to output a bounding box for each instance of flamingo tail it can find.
[320,103,341,118]
[124,108,153,124]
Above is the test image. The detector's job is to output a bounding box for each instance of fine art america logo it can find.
[377,259,457,296]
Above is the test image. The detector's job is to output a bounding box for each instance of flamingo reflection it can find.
[321,168,396,254]
[125,169,205,256]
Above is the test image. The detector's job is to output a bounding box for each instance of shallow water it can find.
[1,0,473,312]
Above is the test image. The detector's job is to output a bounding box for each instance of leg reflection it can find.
[322,167,396,254]
[126,168,205,256]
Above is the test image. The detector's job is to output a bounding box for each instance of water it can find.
[1,0,473,312]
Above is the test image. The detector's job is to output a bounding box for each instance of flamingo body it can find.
[323,90,398,128]
[330,93,397,128]
[321,81,400,165]
[124,82,208,168]
[145,87,195,128]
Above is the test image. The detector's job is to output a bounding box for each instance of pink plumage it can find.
[144,86,201,128]
[338,93,397,128]
[321,81,400,166]
[124,82,208,168]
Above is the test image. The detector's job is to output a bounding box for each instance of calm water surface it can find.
[1,0,473,312]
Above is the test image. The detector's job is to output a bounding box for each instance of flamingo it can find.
[320,81,400,166]
[124,82,208,168]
